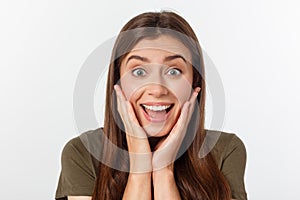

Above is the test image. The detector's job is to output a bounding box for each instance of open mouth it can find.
[140,104,174,122]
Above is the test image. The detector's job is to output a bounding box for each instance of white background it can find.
[1,0,299,199]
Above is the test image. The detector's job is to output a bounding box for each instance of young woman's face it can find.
[120,35,194,137]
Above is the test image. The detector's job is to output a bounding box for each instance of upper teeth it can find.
[143,104,171,111]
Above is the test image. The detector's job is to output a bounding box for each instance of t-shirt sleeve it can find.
[221,134,247,200]
[55,137,97,199]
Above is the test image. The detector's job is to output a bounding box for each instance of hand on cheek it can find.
[152,87,201,171]
[114,84,152,173]
[114,84,200,173]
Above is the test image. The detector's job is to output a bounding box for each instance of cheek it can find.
[119,71,142,101]
[167,78,193,105]
[120,79,138,101]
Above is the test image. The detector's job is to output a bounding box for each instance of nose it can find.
[147,84,168,97]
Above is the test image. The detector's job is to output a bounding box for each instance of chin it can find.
[143,123,173,137]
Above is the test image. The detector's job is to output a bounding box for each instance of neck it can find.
[148,135,168,151]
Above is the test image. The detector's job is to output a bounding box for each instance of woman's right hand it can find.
[114,84,152,173]
[115,85,152,200]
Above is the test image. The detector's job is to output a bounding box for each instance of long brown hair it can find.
[92,11,231,200]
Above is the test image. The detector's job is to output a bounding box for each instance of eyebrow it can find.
[126,55,149,64]
[164,55,187,63]
[126,54,187,64]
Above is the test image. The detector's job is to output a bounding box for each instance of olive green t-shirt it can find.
[55,128,247,200]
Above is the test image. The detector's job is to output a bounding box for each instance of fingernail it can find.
[114,85,119,96]
[114,84,117,90]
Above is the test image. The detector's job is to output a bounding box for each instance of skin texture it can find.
[113,35,201,199]
[119,35,194,137]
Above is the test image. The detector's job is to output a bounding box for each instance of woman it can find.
[55,11,247,200]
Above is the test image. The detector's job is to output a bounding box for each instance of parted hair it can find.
[92,11,231,200]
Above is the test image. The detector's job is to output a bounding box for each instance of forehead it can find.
[128,35,192,62]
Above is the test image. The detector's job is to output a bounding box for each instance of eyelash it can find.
[131,67,182,77]
[132,68,147,77]
[166,68,182,76]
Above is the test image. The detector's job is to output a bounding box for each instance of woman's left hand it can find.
[152,87,200,171]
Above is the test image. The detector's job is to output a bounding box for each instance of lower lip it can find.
[141,107,171,123]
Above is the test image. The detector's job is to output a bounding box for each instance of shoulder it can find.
[61,136,85,158]
[56,128,103,199]
[207,130,247,200]
[61,128,103,159]
[61,128,105,171]
[207,129,245,147]
[207,130,246,166]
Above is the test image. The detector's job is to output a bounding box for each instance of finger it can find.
[163,101,191,143]
[186,87,200,121]
[125,101,141,127]
[189,87,201,104]
[114,85,134,131]
[174,101,191,133]
[168,87,200,139]
[168,87,200,136]
[114,85,136,124]
[114,84,126,102]
[114,85,128,123]
[114,85,146,139]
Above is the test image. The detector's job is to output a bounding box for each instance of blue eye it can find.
[132,68,146,77]
[167,68,181,76]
